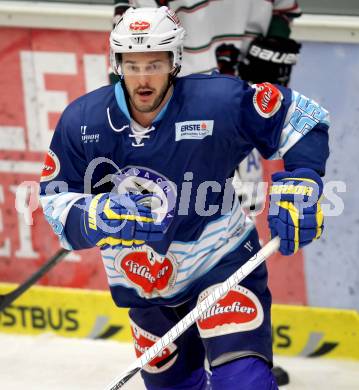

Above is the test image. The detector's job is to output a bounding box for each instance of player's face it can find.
[122,51,173,113]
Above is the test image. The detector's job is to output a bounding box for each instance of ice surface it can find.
[0,334,358,389]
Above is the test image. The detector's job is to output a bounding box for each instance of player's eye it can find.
[145,63,163,74]
[122,61,172,75]
[123,63,140,74]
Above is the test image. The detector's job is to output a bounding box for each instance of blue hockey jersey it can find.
[40,74,329,308]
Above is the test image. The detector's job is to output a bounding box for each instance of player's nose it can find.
[137,73,151,85]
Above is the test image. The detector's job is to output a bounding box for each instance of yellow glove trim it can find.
[88,194,104,230]
[276,201,300,254]
[315,200,324,239]
[96,237,145,247]
[103,198,154,223]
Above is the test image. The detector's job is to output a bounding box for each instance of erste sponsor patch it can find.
[175,120,214,141]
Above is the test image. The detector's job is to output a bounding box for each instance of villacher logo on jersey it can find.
[175,120,214,141]
[130,319,178,373]
[196,285,264,338]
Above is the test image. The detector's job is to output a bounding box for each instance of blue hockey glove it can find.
[81,193,164,249]
[268,168,324,256]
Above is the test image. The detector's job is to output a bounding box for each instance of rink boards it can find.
[0,283,358,360]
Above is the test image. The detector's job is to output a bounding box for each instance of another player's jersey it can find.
[128,0,301,74]
[40,74,329,308]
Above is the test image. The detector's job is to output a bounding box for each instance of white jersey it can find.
[130,0,301,74]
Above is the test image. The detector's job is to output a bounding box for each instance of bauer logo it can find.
[252,82,283,118]
[249,45,298,65]
[175,120,214,141]
[196,284,264,338]
[130,318,178,373]
[40,149,60,182]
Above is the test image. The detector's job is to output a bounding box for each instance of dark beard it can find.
[131,80,170,113]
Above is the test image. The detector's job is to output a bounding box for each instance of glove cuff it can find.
[272,168,322,184]
[288,168,322,185]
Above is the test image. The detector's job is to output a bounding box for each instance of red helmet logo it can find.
[129,21,151,32]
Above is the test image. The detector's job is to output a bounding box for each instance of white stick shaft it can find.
[105,236,280,390]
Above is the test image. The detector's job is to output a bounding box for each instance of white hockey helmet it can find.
[110,6,185,76]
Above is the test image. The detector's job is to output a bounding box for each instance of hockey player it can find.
[111,4,301,383]
[40,7,329,390]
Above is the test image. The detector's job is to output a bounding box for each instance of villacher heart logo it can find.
[115,247,178,298]
[252,82,283,118]
[130,319,178,373]
[196,284,264,338]
[40,149,60,182]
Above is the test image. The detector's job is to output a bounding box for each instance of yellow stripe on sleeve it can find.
[96,237,145,247]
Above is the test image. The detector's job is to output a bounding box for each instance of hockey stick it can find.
[0,247,70,311]
[104,236,280,390]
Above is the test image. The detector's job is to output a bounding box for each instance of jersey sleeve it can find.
[266,1,301,39]
[39,102,90,250]
[234,81,330,168]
